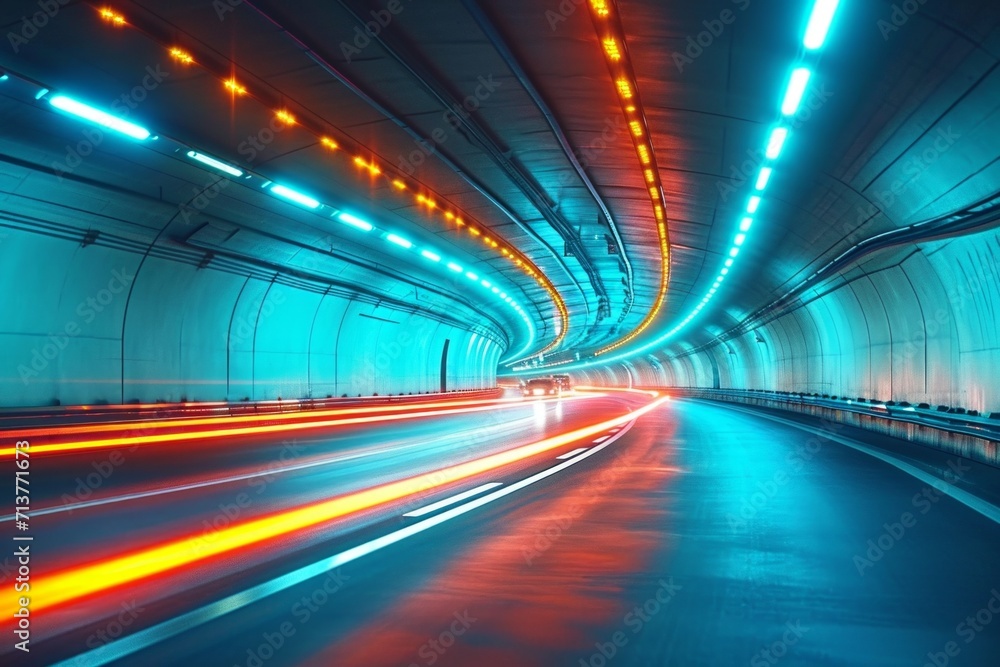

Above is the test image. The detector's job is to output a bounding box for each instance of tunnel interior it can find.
[3,2,1000,666]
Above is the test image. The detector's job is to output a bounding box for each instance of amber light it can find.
[586,0,671,357]
[603,38,622,61]
[90,9,572,358]
[354,156,381,176]
[169,48,195,65]
[99,7,126,26]
[224,77,247,96]
[591,0,611,17]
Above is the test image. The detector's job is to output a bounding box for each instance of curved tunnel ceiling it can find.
[1,0,999,383]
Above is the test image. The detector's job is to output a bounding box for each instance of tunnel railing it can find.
[668,386,1000,468]
[669,388,1000,444]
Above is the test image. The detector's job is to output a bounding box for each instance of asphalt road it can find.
[6,393,1000,666]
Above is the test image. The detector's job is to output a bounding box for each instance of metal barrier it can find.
[668,387,1000,467]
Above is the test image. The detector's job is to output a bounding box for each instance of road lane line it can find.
[593,435,611,444]
[556,447,588,460]
[403,483,503,517]
[51,417,644,667]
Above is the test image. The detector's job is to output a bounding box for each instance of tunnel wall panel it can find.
[658,228,1000,413]
[0,227,503,407]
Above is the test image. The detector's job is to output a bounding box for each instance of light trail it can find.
[28,393,667,614]
[0,393,605,457]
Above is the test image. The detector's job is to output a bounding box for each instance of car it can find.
[523,378,558,397]
[551,374,572,392]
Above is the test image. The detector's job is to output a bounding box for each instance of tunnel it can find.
[1,0,999,665]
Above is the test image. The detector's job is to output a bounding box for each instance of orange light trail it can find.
[28,393,666,614]
[0,394,606,457]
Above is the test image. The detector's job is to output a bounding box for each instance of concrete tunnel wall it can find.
[0,227,504,407]
[579,227,1000,414]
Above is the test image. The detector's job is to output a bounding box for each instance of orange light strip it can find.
[223,77,247,96]
[588,0,670,356]
[0,394,603,457]
[274,109,297,125]
[168,47,195,65]
[28,392,664,614]
[98,6,126,26]
[86,1,569,356]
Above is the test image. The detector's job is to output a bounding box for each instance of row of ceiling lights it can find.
[89,4,568,357]
[653,0,841,342]
[587,0,670,357]
[513,0,675,372]
[516,0,841,373]
[40,88,537,356]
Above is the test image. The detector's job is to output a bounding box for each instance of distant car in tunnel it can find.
[551,374,572,392]
[523,378,558,397]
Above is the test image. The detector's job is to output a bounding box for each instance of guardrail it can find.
[668,387,1000,467]
[0,388,505,430]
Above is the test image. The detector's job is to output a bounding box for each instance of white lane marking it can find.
[593,435,611,444]
[609,428,620,433]
[556,447,588,460]
[701,400,1000,525]
[4,413,549,522]
[402,483,503,517]
[54,419,639,667]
